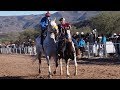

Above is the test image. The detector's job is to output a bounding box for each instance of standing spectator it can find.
[116,34,120,55]
[80,32,84,39]
[72,32,80,43]
[101,34,107,56]
[78,37,86,57]
[97,35,102,56]
[88,33,94,55]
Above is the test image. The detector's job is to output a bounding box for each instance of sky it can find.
[0,11,57,16]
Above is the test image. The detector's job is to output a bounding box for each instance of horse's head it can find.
[48,18,59,34]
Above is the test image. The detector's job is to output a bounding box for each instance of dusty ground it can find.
[0,54,120,79]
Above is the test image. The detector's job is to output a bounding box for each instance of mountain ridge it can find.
[0,11,101,33]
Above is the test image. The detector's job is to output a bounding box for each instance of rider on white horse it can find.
[40,11,51,46]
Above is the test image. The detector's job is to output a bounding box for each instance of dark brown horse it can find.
[57,30,77,77]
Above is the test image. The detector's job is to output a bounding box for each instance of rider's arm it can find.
[40,18,45,28]
[65,23,71,30]
[69,24,71,29]
[40,17,48,29]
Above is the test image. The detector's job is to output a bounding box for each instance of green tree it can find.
[18,29,40,43]
[90,11,120,34]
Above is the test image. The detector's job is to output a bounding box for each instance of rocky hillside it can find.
[0,11,101,33]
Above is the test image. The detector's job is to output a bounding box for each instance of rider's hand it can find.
[65,26,70,30]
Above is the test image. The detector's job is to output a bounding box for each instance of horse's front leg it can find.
[46,55,52,78]
[53,55,59,75]
[60,58,63,75]
[65,59,70,77]
[72,42,78,76]
[73,52,77,76]
[38,52,42,74]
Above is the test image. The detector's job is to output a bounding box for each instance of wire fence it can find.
[0,41,120,59]
[0,46,37,55]
[85,41,120,58]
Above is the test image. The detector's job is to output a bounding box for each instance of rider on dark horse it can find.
[40,11,51,46]
[58,18,71,40]
[57,18,80,58]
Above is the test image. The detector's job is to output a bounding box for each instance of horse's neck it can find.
[46,32,56,41]
[66,30,72,39]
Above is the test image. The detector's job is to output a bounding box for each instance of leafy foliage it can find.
[18,29,40,43]
[72,11,120,35]
[0,32,19,43]
[71,25,92,35]
[90,11,120,34]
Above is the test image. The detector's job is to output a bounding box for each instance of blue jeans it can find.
[41,30,47,45]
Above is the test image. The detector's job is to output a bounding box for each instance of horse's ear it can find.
[54,18,56,21]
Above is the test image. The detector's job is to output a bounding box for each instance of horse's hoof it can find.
[48,75,52,79]
[39,77,44,79]
[36,74,42,78]
[66,73,70,78]
[53,71,56,74]
[74,73,77,76]
[60,72,63,75]
[67,75,70,78]
[39,70,41,74]
[37,76,43,79]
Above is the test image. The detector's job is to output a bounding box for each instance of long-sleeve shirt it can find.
[40,17,50,30]
[101,36,107,44]
[78,39,86,47]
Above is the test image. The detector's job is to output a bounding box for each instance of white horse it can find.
[43,18,59,78]
[35,18,59,78]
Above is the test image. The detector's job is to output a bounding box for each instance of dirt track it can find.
[0,54,120,79]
